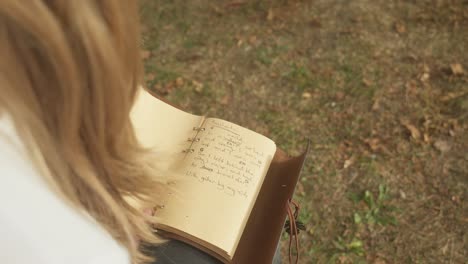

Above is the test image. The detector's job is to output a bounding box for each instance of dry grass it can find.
[140,0,467,263]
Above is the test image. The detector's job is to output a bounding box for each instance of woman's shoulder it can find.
[0,115,130,264]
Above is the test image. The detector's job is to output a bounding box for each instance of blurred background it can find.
[139,1,467,263]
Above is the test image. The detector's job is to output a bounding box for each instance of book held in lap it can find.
[130,89,308,264]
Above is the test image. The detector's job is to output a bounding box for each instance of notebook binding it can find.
[183,126,205,153]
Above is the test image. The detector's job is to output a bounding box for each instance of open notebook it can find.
[130,89,308,263]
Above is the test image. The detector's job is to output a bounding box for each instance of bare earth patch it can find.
[140,0,467,263]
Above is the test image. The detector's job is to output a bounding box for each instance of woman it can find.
[0,1,281,263]
[0,0,166,263]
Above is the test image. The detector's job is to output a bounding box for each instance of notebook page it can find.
[130,89,204,152]
[155,118,276,257]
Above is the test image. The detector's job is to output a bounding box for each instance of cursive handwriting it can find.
[183,119,266,199]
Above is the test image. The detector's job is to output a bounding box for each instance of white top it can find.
[0,115,130,264]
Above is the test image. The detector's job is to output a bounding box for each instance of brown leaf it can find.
[449,130,456,137]
[423,64,430,73]
[343,159,354,169]
[338,255,350,264]
[296,181,306,196]
[399,190,407,199]
[335,92,345,101]
[364,138,381,151]
[451,195,461,204]
[152,82,171,95]
[164,82,175,93]
[152,83,162,93]
[420,72,430,82]
[394,21,406,34]
[440,90,468,102]
[400,119,421,140]
[140,50,151,60]
[363,78,373,87]
[248,35,257,45]
[405,80,418,95]
[146,73,156,82]
[450,63,464,75]
[372,97,381,111]
[433,140,451,153]
[211,5,225,15]
[175,77,184,87]
[302,92,312,99]
[309,18,322,28]
[219,95,230,105]
[267,8,274,21]
[192,80,203,93]
[423,133,431,143]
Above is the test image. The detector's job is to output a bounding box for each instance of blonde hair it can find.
[0,1,164,263]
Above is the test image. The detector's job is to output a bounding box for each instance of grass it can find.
[350,184,398,227]
[140,0,468,263]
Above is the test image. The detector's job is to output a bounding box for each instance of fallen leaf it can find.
[219,95,230,105]
[363,78,373,87]
[405,80,418,95]
[433,140,451,153]
[372,97,381,111]
[449,130,455,137]
[296,181,305,196]
[302,92,312,99]
[394,21,406,34]
[309,18,322,28]
[175,77,184,87]
[338,255,350,264]
[450,63,464,75]
[248,35,257,45]
[211,5,225,15]
[440,90,468,102]
[152,82,174,95]
[364,138,381,151]
[267,8,274,21]
[401,119,421,140]
[152,83,162,93]
[335,92,345,101]
[343,160,353,169]
[451,196,461,204]
[399,190,407,199]
[146,73,156,82]
[140,50,151,60]
[420,72,430,82]
[192,80,203,93]
[423,133,430,143]
[351,16,363,23]
[164,82,175,93]
[423,64,430,73]
[343,158,354,169]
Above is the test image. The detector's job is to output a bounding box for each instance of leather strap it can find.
[286,200,300,264]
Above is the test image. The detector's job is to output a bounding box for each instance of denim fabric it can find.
[149,240,282,264]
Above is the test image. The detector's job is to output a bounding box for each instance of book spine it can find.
[182,118,206,154]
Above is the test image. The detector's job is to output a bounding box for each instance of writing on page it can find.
[183,119,267,199]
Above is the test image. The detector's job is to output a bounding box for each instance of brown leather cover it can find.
[232,144,309,264]
[144,89,310,263]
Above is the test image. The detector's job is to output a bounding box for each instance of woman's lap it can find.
[148,240,282,264]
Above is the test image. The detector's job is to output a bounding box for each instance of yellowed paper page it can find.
[130,89,204,151]
[155,118,276,258]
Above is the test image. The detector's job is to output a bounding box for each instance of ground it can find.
[139,1,467,263]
